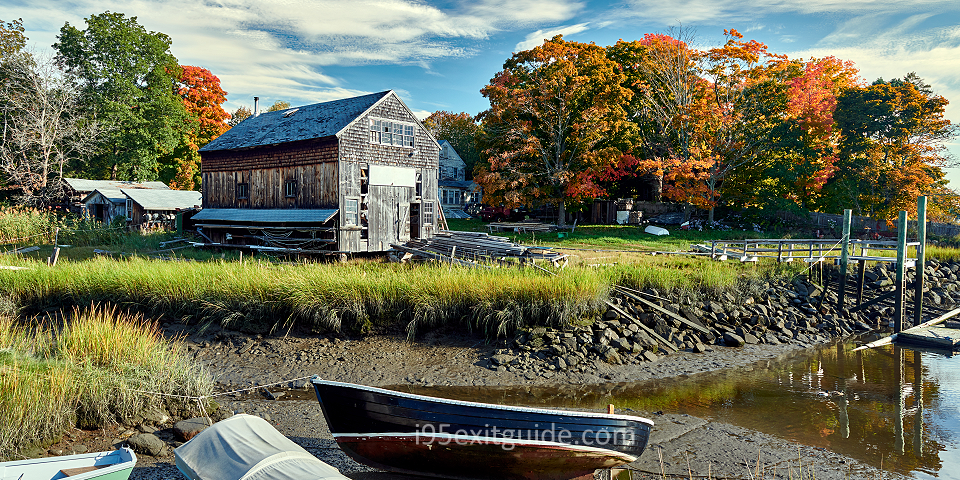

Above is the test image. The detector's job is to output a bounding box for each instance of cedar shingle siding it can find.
[197,90,439,253]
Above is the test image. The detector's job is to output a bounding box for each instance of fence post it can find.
[838,209,852,309]
[914,196,927,327]
[894,211,908,333]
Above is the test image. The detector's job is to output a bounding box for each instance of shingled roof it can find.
[200,91,393,152]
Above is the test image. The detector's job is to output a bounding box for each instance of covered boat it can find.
[311,377,653,480]
[0,447,136,480]
[174,414,348,480]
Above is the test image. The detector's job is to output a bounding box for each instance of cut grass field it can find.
[0,306,213,459]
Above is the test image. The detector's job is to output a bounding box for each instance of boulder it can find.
[491,354,516,366]
[174,417,212,441]
[128,433,166,456]
[722,332,745,347]
[641,350,659,362]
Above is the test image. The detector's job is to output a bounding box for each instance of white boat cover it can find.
[174,414,347,480]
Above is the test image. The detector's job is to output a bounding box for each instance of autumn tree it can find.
[476,35,631,224]
[824,74,956,219]
[227,106,251,127]
[422,111,481,178]
[0,55,99,205]
[267,100,290,112]
[608,29,703,203]
[0,18,27,60]
[723,56,861,212]
[161,65,229,190]
[54,11,190,181]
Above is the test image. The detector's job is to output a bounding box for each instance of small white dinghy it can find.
[175,414,348,480]
[0,447,136,480]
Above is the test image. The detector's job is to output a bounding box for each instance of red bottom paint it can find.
[334,433,636,480]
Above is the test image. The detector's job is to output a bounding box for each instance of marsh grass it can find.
[0,306,212,458]
[0,255,808,338]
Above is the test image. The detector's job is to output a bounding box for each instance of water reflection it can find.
[395,341,960,478]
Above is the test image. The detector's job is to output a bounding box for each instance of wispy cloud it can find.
[1,0,583,109]
[515,23,591,51]
[613,0,958,25]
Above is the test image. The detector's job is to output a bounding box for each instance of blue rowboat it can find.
[311,377,653,480]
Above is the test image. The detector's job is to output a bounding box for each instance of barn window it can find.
[236,182,248,199]
[423,201,435,226]
[369,118,415,148]
[344,198,359,226]
[285,180,297,198]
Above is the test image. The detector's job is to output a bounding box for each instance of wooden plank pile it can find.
[487,221,557,233]
[390,230,567,267]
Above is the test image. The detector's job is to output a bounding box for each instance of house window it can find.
[125,198,133,220]
[236,182,248,200]
[369,118,415,148]
[344,198,359,226]
[285,180,297,198]
[423,201,435,226]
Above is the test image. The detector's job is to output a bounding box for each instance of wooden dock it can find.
[896,325,960,349]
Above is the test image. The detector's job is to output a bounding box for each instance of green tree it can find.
[54,11,190,181]
[422,111,481,178]
[824,75,955,219]
[476,35,631,224]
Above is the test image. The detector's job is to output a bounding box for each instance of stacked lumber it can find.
[487,221,557,233]
[391,230,567,266]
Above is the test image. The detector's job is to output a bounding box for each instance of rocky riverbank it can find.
[36,257,954,480]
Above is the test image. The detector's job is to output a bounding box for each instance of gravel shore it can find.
[65,324,900,480]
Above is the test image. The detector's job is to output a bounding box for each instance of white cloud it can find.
[515,23,591,51]
[614,0,958,26]
[1,0,583,111]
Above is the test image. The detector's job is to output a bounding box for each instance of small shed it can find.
[81,188,126,224]
[122,189,202,227]
[196,90,440,253]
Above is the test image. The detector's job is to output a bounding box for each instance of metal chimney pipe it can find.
[253,96,260,117]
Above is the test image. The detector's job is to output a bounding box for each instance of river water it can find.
[398,339,960,479]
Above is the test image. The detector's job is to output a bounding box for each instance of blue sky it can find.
[5,0,960,185]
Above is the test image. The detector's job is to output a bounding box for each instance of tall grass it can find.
[0,205,59,245]
[0,307,213,458]
[0,256,806,338]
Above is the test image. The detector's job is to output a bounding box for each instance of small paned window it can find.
[368,117,415,148]
[236,182,248,200]
[423,201,435,225]
[344,198,359,226]
[285,180,297,198]
[369,119,381,143]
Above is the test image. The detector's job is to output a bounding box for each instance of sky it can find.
[5,0,960,185]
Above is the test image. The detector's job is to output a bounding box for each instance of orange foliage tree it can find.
[165,65,229,190]
[476,35,631,224]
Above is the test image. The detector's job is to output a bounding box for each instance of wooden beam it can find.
[838,209,852,308]
[853,305,960,351]
[604,301,678,353]
[894,211,908,332]
[849,290,897,313]
[614,286,710,334]
[914,196,927,327]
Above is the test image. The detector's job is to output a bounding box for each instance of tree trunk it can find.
[708,206,715,223]
[557,201,567,227]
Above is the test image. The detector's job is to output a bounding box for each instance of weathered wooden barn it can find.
[194,90,441,253]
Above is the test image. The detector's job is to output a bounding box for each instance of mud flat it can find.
[105,326,903,480]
